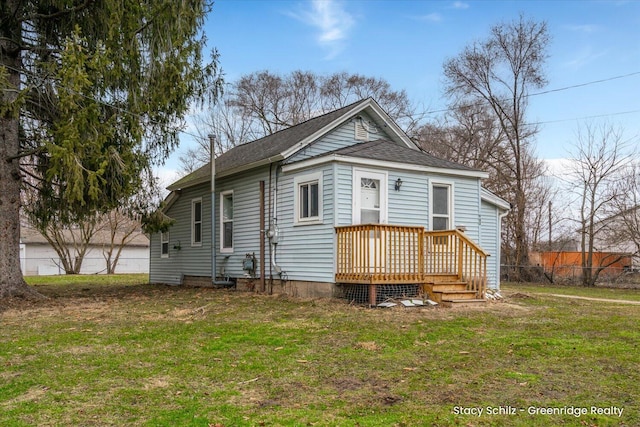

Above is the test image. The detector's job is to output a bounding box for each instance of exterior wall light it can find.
[395,178,403,191]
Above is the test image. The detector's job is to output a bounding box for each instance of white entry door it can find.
[353,169,387,224]
[352,169,387,273]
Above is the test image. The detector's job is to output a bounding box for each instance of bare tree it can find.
[601,161,640,269]
[99,210,144,274]
[567,122,635,286]
[179,95,255,175]
[442,14,550,281]
[37,217,98,275]
[178,70,421,175]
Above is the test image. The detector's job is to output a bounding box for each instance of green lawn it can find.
[1,276,638,426]
[502,282,640,301]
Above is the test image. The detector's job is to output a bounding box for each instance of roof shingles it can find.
[167,98,480,190]
[322,139,479,172]
[168,98,371,190]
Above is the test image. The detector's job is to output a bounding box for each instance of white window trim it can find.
[191,198,203,247]
[220,190,234,253]
[352,168,388,224]
[430,180,455,231]
[160,231,169,258]
[294,172,323,225]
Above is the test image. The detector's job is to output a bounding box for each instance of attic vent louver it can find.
[355,119,369,141]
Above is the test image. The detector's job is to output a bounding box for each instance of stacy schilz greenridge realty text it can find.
[453,406,624,418]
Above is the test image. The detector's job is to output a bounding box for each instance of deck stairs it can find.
[423,274,486,307]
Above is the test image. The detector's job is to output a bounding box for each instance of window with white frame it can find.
[220,191,233,252]
[294,172,322,224]
[431,183,452,231]
[191,198,202,246]
[161,232,169,258]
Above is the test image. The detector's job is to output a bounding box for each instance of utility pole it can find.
[548,201,552,250]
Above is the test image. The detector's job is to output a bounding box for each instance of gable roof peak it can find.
[167,97,413,191]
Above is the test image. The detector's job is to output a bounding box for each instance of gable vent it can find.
[355,120,369,141]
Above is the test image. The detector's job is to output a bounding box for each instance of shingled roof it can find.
[168,98,373,191]
[324,139,481,172]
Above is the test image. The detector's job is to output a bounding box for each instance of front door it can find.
[353,169,387,225]
[353,169,387,273]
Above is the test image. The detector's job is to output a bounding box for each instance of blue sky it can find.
[164,0,639,178]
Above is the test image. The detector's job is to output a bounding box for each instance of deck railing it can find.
[335,224,488,297]
[422,229,488,296]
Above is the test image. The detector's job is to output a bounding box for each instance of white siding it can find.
[22,244,149,276]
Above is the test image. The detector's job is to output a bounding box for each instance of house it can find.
[150,98,509,305]
[20,226,150,276]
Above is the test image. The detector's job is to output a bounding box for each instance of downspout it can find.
[268,163,272,292]
[267,164,282,292]
[209,134,216,283]
[260,180,266,292]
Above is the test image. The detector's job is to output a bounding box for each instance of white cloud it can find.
[289,0,355,59]
[564,24,600,33]
[451,1,469,10]
[416,12,443,23]
[563,46,608,69]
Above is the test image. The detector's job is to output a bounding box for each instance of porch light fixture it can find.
[394,178,403,191]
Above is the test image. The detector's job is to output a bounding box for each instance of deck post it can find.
[369,283,376,306]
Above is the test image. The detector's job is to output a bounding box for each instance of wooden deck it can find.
[335,224,488,305]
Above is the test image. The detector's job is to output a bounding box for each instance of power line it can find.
[4,62,639,138]
[421,71,640,116]
[532,109,640,126]
[529,71,640,98]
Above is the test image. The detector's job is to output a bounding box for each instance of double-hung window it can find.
[192,198,202,246]
[431,183,452,231]
[220,191,234,252]
[161,232,169,258]
[294,172,322,225]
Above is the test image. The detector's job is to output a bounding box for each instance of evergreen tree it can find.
[0,0,221,297]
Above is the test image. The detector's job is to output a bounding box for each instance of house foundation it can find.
[236,278,335,298]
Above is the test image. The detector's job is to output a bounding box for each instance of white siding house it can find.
[20,227,149,276]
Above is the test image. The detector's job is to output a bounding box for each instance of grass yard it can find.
[1,276,638,426]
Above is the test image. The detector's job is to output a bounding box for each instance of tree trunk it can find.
[0,25,41,299]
